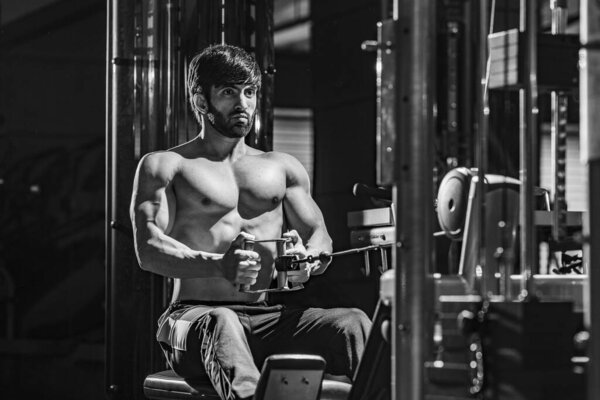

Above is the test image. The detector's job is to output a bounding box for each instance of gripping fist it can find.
[282,230,312,284]
[222,232,261,286]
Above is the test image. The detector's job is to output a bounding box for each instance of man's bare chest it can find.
[174,157,287,217]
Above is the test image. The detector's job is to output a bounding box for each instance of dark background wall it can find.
[0,1,106,399]
[306,0,381,313]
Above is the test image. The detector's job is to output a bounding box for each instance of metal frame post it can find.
[165,0,181,147]
[254,0,275,151]
[580,1,600,399]
[476,0,490,297]
[107,0,140,398]
[550,0,569,244]
[392,0,435,399]
[518,0,538,298]
[106,0,168,398]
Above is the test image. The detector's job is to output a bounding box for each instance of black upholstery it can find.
[143,370,351,400]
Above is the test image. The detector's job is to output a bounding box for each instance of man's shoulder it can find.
[259,151,308,184]
[137,150,184,181]
[141,150,183,168]
[270,151,305,171]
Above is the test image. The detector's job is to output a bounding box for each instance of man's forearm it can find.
[305,228,333,275]
[135,225,225,279]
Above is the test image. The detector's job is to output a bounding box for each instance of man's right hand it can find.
[222,232,262,286]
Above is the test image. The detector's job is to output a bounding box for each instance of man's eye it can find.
[245,89,256,97]
[223,88,234,95]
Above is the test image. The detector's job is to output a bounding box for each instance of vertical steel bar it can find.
[476,0,489,297]
[254,0,275,151]
[445,21,460,166]
[550,0,568,242]
[375,21,384,185]
[197,0,223,51]
[148,0,170,371]
[551,92,569,239]
[392,0,435,398]
[105,0,114,395]
[518,0,538,298]
[165,0,180,147]
[586,160,600,400]
[580,1,600,398]
[378,20,397,186]
[223,0,242,46]
[147,0,161,152]
[107,0,138,397]
[221,0,226,44]
[107,0,166,398]
[462,3,474,167]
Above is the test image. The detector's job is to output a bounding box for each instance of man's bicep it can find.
[280,152,329,244]
[131,157,174,235]
[284,186,326,237]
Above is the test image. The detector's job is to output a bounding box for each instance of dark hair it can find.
[187,44,262,123]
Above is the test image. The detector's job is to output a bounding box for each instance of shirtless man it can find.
[130,44,370,400]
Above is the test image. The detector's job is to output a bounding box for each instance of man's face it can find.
[206,83,258,139]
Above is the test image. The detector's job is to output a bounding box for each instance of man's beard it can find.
[206,104,255,139]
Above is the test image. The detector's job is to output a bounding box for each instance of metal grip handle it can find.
[239,239,255,292]
[276,239,293,289]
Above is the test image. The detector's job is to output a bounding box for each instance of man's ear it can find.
[193,91,208,114]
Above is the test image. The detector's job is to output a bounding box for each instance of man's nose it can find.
[236,93,248,110]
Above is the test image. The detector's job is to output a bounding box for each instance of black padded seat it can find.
[143,369,351,400]
[144,369,220,399]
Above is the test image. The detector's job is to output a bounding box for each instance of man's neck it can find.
[196,117,247,161]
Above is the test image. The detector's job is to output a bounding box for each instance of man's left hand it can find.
[282,230,314,283]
